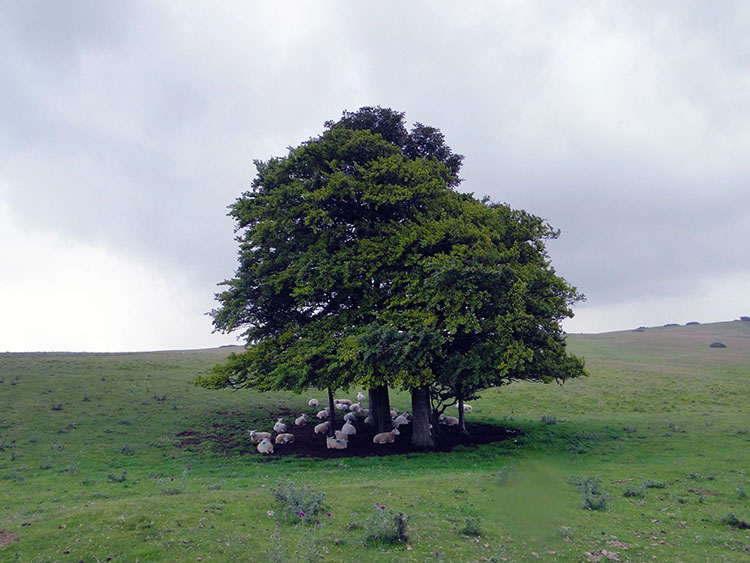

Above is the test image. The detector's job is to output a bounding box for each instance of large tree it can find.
[196,108,461,435]
[197,106,585,449]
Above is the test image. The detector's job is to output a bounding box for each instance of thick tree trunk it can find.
[458,396,469,437]
[368,386,393,433]
[327,387,336,437]
[411,386,435,450]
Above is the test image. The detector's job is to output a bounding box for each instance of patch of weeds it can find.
[65,462,80,475]
[39,460,53,470]
[272,482,328,524]
[51,441,64,451]
[570,476,610,511]
[2,471,24,482]
[459,516,482,537]
[623,425,637,433]
[724,514,750,529]
[27,435,37,443]
[689,472,701,480]
[345,512,361,531]
[497,465,518,485]
[623,485,647,498]
[643,479,666,489]
[153,394,167,402]
[264,527,285,562]
[207,483,222,491]
[541,414,557,425]
[364,503,410,545]
[119,444,134,455]
[153,466,190,495]
[82,395,91,402]
[108,470,127,483]
[118,420,131,426]
[50,403,63,411]
[738,486,747,499]
[453,488,468,494]
[667,423,685,433]
[677,497,689,504]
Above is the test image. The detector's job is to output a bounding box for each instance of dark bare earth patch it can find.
[178,413,521,459]
[0,529,20,547]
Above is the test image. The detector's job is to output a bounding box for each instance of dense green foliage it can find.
[198,107,585,439]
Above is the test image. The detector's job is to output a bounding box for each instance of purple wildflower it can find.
[298,511,305,518]
[170,477,174,482]
[326,512,331,517]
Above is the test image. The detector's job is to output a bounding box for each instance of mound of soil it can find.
[178,413,521,460]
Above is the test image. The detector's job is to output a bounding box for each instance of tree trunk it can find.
[369,386,392,433]
[327,387,336,437]
[411,386,435,450]
[458,396,469,437]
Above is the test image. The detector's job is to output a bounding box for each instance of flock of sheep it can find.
[248,392,472,455]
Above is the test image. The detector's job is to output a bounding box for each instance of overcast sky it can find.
[2,0,748,352]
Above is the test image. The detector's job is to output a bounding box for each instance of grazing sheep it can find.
[462,404,472,413]
[439,414,459,426]
[274,433,295,444]
[356,392,365,403]
[316,408,330,419]
[393,412,410,427]
[249,430,272,442]
[349,403,362,413]
[326,436,347,449]
[343,412,356,422]
[334,430,349,441]
[340,421,356,435]
[294,413,307,426]
[390,408,399,418]
[334,398,352,406]
[273,418,287,433]
[334,402,349,412]
[257,439,274,454]
[308,398,319,407]
[314,421,329,434]
[373,427,400,444]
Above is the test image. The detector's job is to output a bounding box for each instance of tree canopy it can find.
[196,106,585,447]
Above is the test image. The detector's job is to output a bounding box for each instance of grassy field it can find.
[1,321,748,562]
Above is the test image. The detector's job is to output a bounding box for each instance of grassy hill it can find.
[0,321,748,561]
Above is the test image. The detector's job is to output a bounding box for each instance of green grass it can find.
[1,321,749,561]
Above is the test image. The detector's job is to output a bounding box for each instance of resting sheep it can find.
[439,414,459,426]
[257,439,274,454]
[334,402,349,412]
[349,403,362,413]
[334,398,352,406]
[373,427,400,444]
[316,408,330,419]
[294,414,307,426]
[308,398,319,407]
[393,412,410,427]
[340,421,356,436]
[343,412,356,422]
[249,430,272,442]
[314,421,329,434]
[462,404,472,413]
[273,418,287,433]
[326,437,347,449]
[334,430,349,441]
[274,433,295,444]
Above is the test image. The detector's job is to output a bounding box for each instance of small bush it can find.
[108,470,127,483]
[51,403,63,411]
[459,517,482,537]
[724,514,750,529]
[541,414,557,425]
[623,486,646,498]
[643,479,666,489]
[571,476,610,511]
[710,342,727,348]
[272,482,328,524]
[364,504,409,545]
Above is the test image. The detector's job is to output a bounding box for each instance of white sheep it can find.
[343,412,356,422]
[334,430,349,441]
[335,398,352,406]
[314,421,329,434]
[340,421,356,435]
[294,413,307,426]
[364,415,373,424]
[356,392,366,403]
[462,404,472,413]
[393,412,410,427]
[249,430,272,442]
[257,439,274,454]
[349,403,362,413]
[326,436,347,449]
[390,408,398,418]
[439,414,459,426]
[334,402,349,412]
[274,433,295,444]
[308,398,319,407]
[273,418,287,433]
[316,408,330,419]
[362,408,370,416]
[373,427,400,444]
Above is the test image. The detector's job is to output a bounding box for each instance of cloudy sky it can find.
[2,1,748,352]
